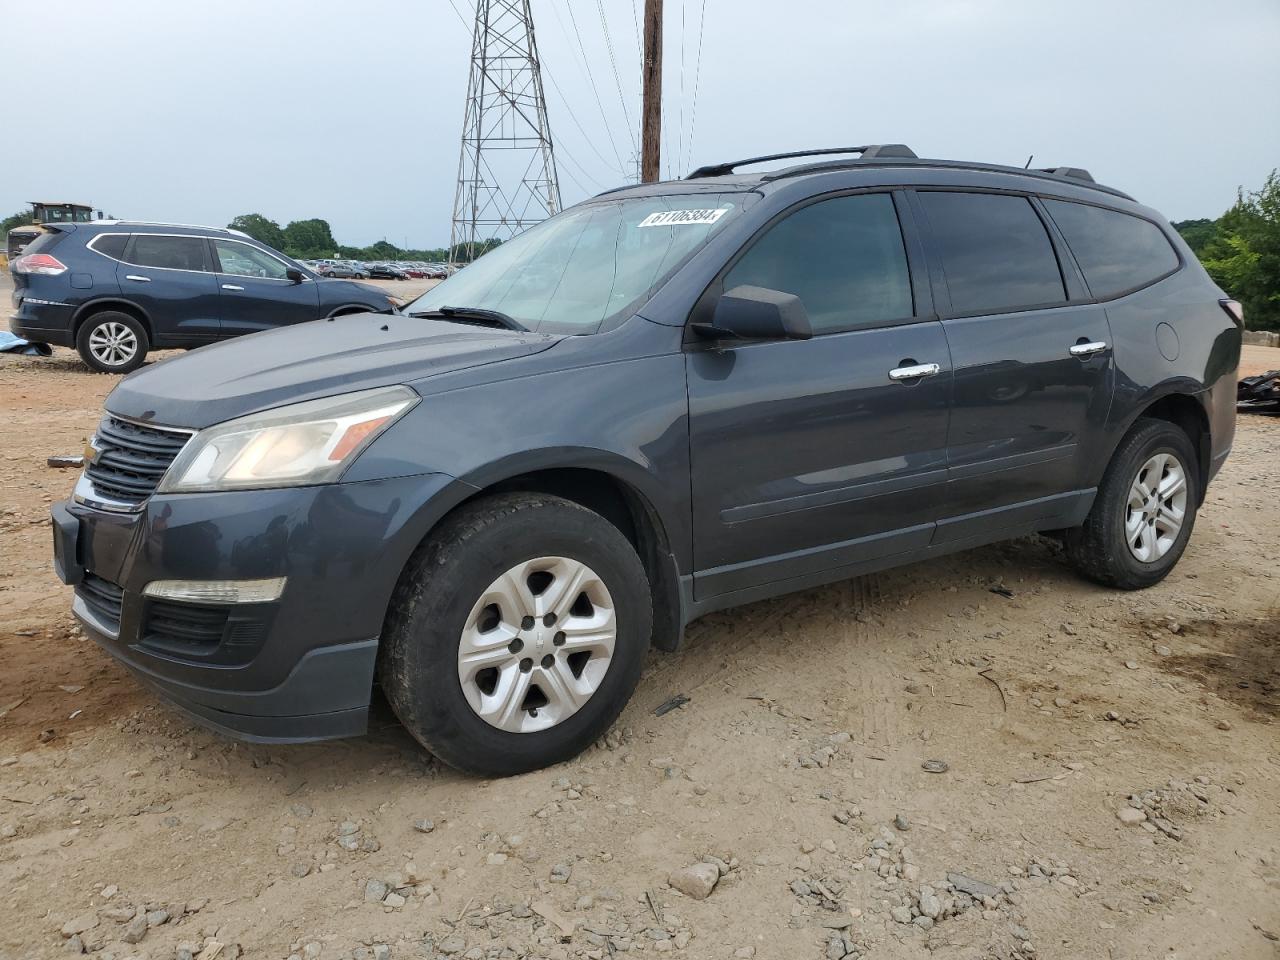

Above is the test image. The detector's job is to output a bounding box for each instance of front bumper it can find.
[53,471,461,742]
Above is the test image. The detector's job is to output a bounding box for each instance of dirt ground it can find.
[2,275,1278,960]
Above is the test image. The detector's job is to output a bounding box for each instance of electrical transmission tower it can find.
[450,0,561,265]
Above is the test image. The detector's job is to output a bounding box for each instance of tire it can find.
[380,493,652,776]
[355,273,366,279]
[76,311,149,374]
[1065,418,1200,589]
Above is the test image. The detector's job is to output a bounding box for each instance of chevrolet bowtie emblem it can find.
[83,437,101,464]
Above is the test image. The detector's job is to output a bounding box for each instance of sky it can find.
[6,0,1278,250]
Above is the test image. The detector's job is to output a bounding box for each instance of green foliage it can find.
[224,212,503,264]
[1174,171,1280,331]
[281,219,338,259]
[2,208,36,238]
[227,213,285,251]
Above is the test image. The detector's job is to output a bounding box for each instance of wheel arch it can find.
[72,298,153,341]
[390,455,685,653]
[325,304,376,318]
[1111,382,1211,503]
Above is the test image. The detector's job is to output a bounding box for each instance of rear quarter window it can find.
[1042,199,1179,299]
[88,234,129,260]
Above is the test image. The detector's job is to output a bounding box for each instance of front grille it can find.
[84,415,191,506]
[76,573,123,631]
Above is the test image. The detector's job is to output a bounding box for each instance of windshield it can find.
[403,193,746,335]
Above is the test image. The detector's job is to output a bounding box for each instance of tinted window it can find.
[127,235,209,271]
[919,192,1065,315]
[90,234,128,260]
[214,239,291,280]
[1043,199,1179,299]
[723,193,912,333]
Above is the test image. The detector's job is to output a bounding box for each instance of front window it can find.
[214,239,291,279]
[403,193,746,335]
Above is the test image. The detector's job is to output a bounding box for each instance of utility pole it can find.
[640,0,663,183]
[450,0,561,265]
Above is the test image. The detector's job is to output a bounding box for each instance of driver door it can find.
[686,191,952,600]
[212,237,319,335]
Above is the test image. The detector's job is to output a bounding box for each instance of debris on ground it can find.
[1237,369,1280,411]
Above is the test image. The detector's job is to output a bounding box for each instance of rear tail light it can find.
[13,253,68,276]
[1219,299,1244,325]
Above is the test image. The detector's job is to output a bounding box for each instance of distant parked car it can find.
[366,262,409,280]
[9,222,394,372]
[318,261,367,279]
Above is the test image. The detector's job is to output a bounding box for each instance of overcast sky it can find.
[7,0,1278,249]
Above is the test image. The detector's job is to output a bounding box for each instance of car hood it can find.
[105,313,560,429]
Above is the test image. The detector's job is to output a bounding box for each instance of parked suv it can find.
[10,223,393,372]
[51,146,1241,776]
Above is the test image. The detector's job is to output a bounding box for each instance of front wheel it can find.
[76,312,149,374]
[380,493,652,776]
[1065,418,1199,589]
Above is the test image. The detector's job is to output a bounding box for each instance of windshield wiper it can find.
[407,305,527,332]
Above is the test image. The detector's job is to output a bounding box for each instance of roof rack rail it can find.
[686,144,917,179]
[1036,166,1096,184]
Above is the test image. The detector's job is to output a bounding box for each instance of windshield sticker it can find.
[637,207,730,228]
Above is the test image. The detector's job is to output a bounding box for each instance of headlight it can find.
[157,386,418,493]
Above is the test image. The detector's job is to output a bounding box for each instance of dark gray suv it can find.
[51,146,1242,776]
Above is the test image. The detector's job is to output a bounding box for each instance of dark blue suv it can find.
[10,222,393,372]
[50,147,1241,776]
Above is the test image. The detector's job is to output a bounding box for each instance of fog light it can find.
[143,578,286,604]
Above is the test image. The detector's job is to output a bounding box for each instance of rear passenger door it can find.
[212,238,320,335]
[118,234,222,342]
[911,190,1114,542]
[686,191,952,600]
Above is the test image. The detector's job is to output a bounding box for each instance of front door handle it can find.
[888,362,941,381]
[221,284,245,291]
[124,274,151,282]
[1069,340,1108,357]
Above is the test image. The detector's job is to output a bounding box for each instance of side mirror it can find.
[694,285,812,341]
[286,267,304,284]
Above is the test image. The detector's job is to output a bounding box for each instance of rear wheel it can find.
[1065,418,1199,589]
[76,312,149,374]
[380,493,652,776]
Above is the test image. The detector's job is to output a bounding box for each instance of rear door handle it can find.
[1069,340,1108,357]
[221,284,244,291]
[888,362,941,381]
[124,274,151,282]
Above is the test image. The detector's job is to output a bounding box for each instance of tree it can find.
[227,213,285,251]
[282,219,337,258]
[1170,218,1219,257]
[1,208,35,237]
[1200,171,1280,331]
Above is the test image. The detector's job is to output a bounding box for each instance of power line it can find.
[551,0,631,175]
[592,0,639,155]
[543,67,628,178]
[677,0,686,181]
[684,0,708,175]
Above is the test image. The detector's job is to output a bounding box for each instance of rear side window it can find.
[1042,199,1179,299]
[88,234,128,260]
[919,192,1065,315]
[723,192,913,333]
[125,235,209,272]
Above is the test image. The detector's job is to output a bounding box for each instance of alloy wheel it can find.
[87,322,139,368]
[1124,453,1188,562]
